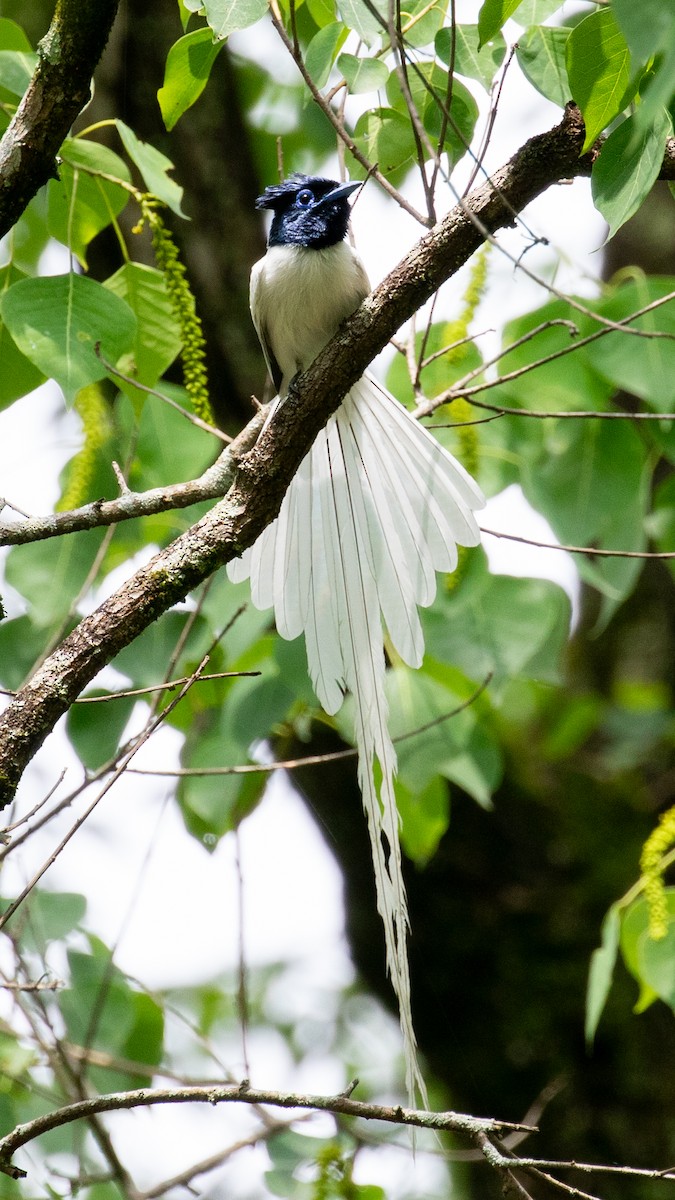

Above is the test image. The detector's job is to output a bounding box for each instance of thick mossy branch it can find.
[0,0,121,239]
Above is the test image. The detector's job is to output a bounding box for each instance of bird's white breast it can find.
[251,242,370,395]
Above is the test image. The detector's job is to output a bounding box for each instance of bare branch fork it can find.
[0,102,668,809]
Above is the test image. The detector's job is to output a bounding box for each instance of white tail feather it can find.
[228,375,485,1103]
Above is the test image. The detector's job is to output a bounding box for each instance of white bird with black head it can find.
[229,174,485,1103]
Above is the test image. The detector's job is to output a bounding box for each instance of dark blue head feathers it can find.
[256,174,360,250]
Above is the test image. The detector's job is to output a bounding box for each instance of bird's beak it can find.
[314,181,361,209]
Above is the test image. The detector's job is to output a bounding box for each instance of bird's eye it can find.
[296,188,314,207]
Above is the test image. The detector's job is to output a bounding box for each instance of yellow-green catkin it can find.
[439,245,489,589]
[138,196,213,424]
[640,805,675,939]
[57,383,111,512]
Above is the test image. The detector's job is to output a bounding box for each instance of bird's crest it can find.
[255,174,340,211]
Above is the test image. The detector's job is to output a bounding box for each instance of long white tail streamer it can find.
[228,373,485,1103]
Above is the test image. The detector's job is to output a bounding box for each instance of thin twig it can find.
[480,527,674,560]
[95,347,231,443]
[0,672,260,705]
[138,1117,313,1200]
[414,289,675,420]
[0,656,212,933]
[1,771,67,834]
[1,978,63,992]
[128,673,493,778]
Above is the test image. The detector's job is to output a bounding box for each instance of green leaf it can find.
[612,0,674,64]
[336,0,382,45]
[630,44,675,143]
[112,611,212,689]
[179,693,273,840]
[386,66,479,164]
[180,752,266,842]
[5,529,108,628]
[67,692,135,770]
[305,22,348,89]
[385,668,474,790]
[115,119,186,216]
[123,387,215,492]
[351,107,418,182]
[442,720,502,810]
[177,0,193,29]
[0,20,35,101]
[435,25,506,91]
[423,553,571,685]
[396,775,449,865]
[0,891,87,953]
[48,139,131,267]
[5,189,51,273]
[0,264,45,408]
[582,277,675,410]
[0,274,137,405]
[122,991,165,1080]
[477,0,522,47]
[0,18,33,51]
[104,262,182,386]
[620,893,675,1013]
[202,0,269,39]
[521,416,649,627]
[585,903,621,1045]
[640,911,675,1011]
[61,940,164,1089]
[158,28,223,130]
[60,134,132,183]
[592,109,672,240]
[513,0,563,23]
[0,48,36,96]
[542,694,604,759]
[0,615,51,688]
[566,9,636,152]
[516,26,571,109]
[338,52,388,93]
[305,0,337,25]
[176,629,299,840]
[61,944,134,1049]
[400,0,448,49]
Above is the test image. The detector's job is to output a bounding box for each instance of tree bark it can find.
[0,0,121,238]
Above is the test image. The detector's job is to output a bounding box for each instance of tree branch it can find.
[0,415,262,547]
[0,1079,532,1179]
[0,104,670,808]
[0,0,122,239]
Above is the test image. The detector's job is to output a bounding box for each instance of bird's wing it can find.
[227,374,484,1104]
[250,257,284,394]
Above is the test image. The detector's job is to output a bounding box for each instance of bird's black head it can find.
[256,174,360,250]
